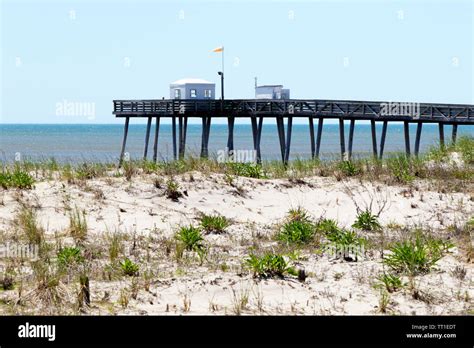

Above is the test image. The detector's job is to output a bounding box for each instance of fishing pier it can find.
[113,99,474,164]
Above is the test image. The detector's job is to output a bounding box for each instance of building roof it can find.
[171,78,214,85]
[256,85,283,88]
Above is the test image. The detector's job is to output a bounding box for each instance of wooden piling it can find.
[284,116,293,164]
[370,119,378,158]
[227,116,235,152]
[178,116,183,159]
[439,123,445,149]
[404,121,411,157]
[255,117,264,164]
[348,119,355,160]
[451,124,458,144]
[183,116,188,156]
[339,118,345,160]
[379,121,387,159]
[200,116,211,158]
[316,118,324,159]
[143,116,152,160]
[119,116,130,166]
[276,116,286,163]
[414,122,423,157]
[152,117,160,162]
[172,116,177,160]
[251,116,258,151]
[309,117,315,159]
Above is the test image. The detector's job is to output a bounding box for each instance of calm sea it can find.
[0,123,472,163]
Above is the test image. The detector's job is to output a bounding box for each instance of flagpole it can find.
[222,46,224,100]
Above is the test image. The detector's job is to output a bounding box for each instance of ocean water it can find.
[0,123,472,163]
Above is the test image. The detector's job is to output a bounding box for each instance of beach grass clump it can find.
[338,160,360,177]
[375,273,404,293]
[175,225,205,253]
[455,136,474,164]
[352,210,381,231]
[199,213,230,234]
[57,246,83,269]
[69,207,88,243]
[383,233,453,275]
[315,218,340,235]
[75,162,107,180]
[0,169,35,189]
[245,253,297,279]
[278,220,316,244]
[227,162,266,179]
[277,208,317,244]
[120,258,139,276]
[325,228,366,247]
[386,154,415,183]
[165,178,183,201]
[16,205,44,245]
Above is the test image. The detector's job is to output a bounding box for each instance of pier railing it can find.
[114,99,474,123]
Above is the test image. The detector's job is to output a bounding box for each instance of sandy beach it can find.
[0,160,472,315]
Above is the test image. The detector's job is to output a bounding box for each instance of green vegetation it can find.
[383,233,453,275]
[325,228,366,247]
[227,162,266,179]
[277,208,317,244]
[69,207,88,243]
[175,225,205,253]
[386,154,414,183]
[245,253,297,279]
[16,205,44,245]
[338,161,360,177]
[352,210,381,231]
[0,169,35,189]
[375,273,404,293]
[120,258,139,276]
[200,213,230,234]
[2,137,472,193]
[57,247,83,268]
[165,178,182,201]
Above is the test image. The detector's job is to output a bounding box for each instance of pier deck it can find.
[113,99,474,164]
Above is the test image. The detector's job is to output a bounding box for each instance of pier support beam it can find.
[316,118,324,159]
[370,119,378,158]
[339,118,346,160]
[451,124,458,145]
[439,123,445,149]
[250,116,264,164]
[200,116,211,158]
[276,116,286,163]
[348,119,355,160]
[379,121,388,160]
[153,117,160,162]
[414,122,423,157]
[404,121,411,157]
[309,118,315,159]
[143,116,152,160]
[172,116,177,160]
[251,116,264,164]
[119,117,130,166]
[178,116,188,159]
[284,116,293,164]
[227,116,235,152]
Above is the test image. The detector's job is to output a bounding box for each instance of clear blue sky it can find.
[1,0,473,124]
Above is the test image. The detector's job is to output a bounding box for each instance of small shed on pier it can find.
[255,85,290,100]
[170,78,215,100]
